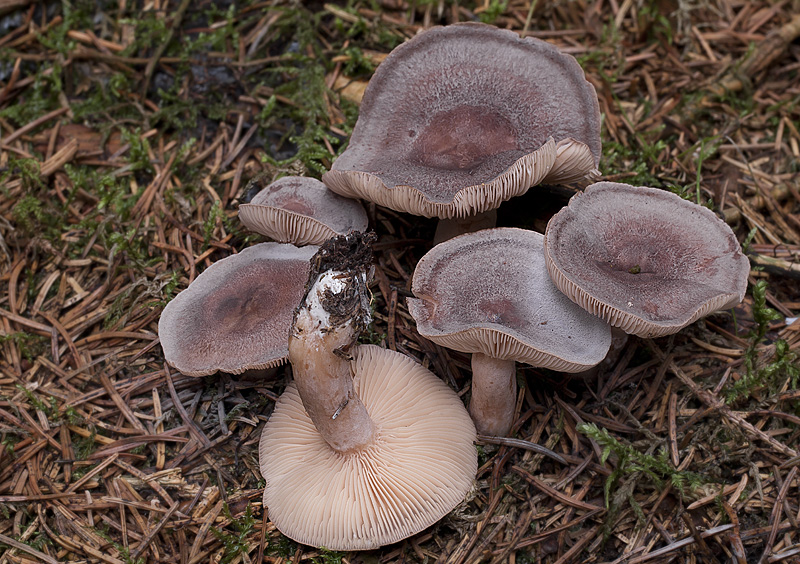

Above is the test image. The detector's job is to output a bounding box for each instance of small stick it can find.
[758,466,798,564]
[478,435,569,464]
[130,501,180,561]
[513,465,603,512]
[668,391,679,467]
[0,106,69,147]
[652,344,798,458]
[139,0,192,98]
[164,364,211,447]
[771,465,799,529]
[628,524,735,563]
[0,532,59,564]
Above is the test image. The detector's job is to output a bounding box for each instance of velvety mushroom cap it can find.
[238,176,368,246]
[260,344,477,550]
[158,243,317,376]
[408,228,612,371]
[544,182,750,338]
[323,22,600,219]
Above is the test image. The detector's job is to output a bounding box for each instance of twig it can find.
[477,434,567,464]
[628,524,735,563]
[758,466,798,564]
[652,343,798,458]
[0,107,69,147]
[139,0,193,97]
[512,465,604,512]
[130,501,181,561]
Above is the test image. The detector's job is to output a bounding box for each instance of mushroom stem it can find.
[433,210,497,244]
[469,353,517,436]
[288,233,379,454]
[289,269,377,454]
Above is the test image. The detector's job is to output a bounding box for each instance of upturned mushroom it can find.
[158,242,317,376]
[259,233,477,550]
[238,175,368,246]
[322,23,601,228]
[544,182,750,337]
[407,228,611,436]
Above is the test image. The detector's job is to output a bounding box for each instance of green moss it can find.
[212,503,257,564]
[0,66,63,125]
[578,422,706,508]
[602,138,669,187]
[120,12,171,57]
[120,128,155,174]
[670,136,720,207]
[267,535,298,558]
[2,435,20,458]
[73,429,99,460]
[202,201,234,249]
[478,0,509,24]
[0,331,50,362]
[314,549,345,564]
[726,281,799,403]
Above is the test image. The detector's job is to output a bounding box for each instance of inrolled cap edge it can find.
[324,139,557,219]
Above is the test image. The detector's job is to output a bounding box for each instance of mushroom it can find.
[407,228,611,436]
[259,233,477,550]
[322,22,601,224]
[238,175,368,246]
[158,242,317,376]
[544,182,750,337]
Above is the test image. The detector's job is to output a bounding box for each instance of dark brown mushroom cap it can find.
[544,182,750,338]
[322,22,600,219]
[158,243,318,376]
[260,345,477,550]
[408,228,612,371]
[238,176,368,246]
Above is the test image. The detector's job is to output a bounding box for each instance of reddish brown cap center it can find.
[408,106,519,171]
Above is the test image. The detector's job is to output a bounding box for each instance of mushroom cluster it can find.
[260,234,477,550]
[158,20,752,554]
[406,183,749,438]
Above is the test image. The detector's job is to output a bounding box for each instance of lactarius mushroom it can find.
[238,175,368,246]
[407,228,611,436]
[544,182,750,338]
[322,22,601,222]
[259,233,477,550]
[158,243,317,376]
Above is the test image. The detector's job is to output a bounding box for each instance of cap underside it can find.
[325,142,556,219]
[239,176,367,245]
[260,345,477,550]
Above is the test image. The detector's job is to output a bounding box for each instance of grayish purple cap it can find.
[323,23,601,219]
[544,182,750,337]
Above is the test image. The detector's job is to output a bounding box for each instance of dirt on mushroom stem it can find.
[299,231,376,330]
[288,231,380,453]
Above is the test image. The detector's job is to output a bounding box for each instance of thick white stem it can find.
[469,353,517,436]
[289,271,376,454]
